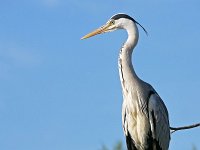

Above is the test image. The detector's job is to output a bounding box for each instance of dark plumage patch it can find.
[146,130,162,150]
[151,111,157,132]
[126,131,137,150]
[146,131,154,150]
[146,111,162,150]
[145,92,163,150]
[111,14,136,23]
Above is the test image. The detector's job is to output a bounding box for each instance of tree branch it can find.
[170,123,200,134]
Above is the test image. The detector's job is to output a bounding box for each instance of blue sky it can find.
[0,0,200,150]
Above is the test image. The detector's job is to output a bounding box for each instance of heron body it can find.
[81,13,170,150]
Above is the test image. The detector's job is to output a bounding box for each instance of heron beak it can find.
[81,23,112,40]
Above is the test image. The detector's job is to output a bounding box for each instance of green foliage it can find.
[192,145,197,150]
[113,141,123,150]
[99,145,109,150]
[99,141,125,150]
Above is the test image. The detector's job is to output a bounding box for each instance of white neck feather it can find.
[118,21,140,94]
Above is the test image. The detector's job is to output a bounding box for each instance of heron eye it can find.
[110,20,115,25]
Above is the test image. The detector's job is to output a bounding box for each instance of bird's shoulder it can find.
[136,81,155,102]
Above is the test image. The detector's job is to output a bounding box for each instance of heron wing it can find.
[148,93,170,150]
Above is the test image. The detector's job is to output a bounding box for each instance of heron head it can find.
[81,13,147,40]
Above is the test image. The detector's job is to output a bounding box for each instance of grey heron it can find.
[81,13,170,150]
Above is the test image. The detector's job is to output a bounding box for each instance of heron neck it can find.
[118,26,140,92]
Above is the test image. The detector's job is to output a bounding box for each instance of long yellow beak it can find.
[81,23,112,40]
